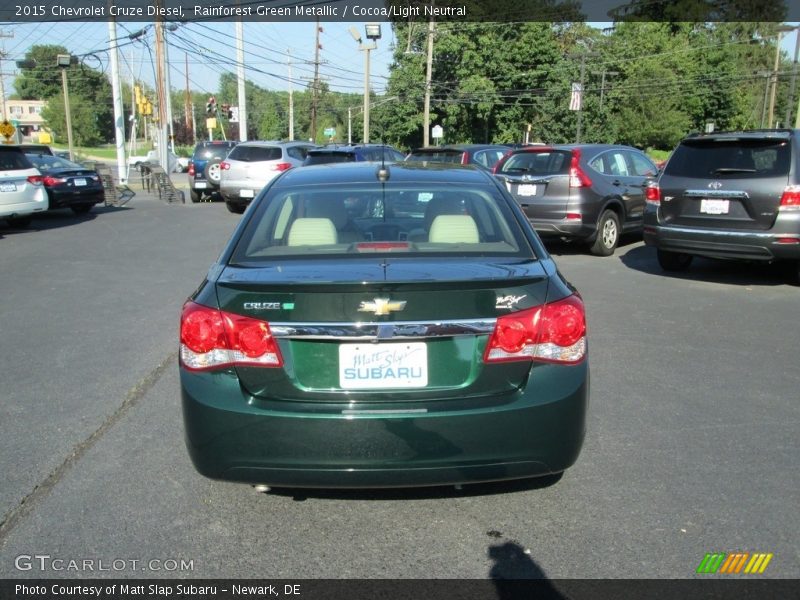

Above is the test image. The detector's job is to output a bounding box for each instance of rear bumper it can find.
[180,363,588,488]
[0,195,48,219]
[529,218,595,240]
[643,210,800,261]
[48,190,104,209]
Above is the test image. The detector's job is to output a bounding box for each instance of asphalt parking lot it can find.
[0,194,797,580]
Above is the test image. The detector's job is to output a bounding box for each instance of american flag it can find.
[569,83,583,111]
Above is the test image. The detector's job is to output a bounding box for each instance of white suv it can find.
[0,146,48,228]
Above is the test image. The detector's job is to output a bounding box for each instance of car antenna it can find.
[376,127,389,182]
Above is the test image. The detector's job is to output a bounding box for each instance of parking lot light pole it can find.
[351,24,381,144]
[56,54,76,162]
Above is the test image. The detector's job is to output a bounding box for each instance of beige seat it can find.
[287,218,337,246]
[428,215,480,244]
[305,197,363,243]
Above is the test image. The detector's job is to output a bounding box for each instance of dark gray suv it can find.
[643,129,800,283]
[493,144,658,256]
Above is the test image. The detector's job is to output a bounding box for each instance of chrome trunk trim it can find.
[270,319,497,340]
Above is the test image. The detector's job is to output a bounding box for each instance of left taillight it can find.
[188,163,195,177]
[180,301,283,371]
[273,162,292,172]
[484,295,587,365]
[645,180,661,205]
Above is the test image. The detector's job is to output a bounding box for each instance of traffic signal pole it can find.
[108,20,127,183]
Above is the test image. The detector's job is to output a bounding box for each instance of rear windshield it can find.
[193,143,235,161]
[407,150,463,163]
[230,182,532,262]
[304,152,356,165]
[227,145,282,162]
[666,138,791,178]
[26,154,82,171]
[0,149,33,170]
[496,150,570,175]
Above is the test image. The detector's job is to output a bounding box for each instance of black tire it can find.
[189,188,202,203]
[792,261,800,286]
[204,160,222,187]
[7,215,32,228]
[71,205,92,215]
[657,249,693,272]
[589,209,620,256]
[226,201,245,214]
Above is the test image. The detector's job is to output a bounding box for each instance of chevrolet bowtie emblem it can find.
[358,298,407,316]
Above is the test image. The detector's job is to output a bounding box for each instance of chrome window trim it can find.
[270,318,497,340]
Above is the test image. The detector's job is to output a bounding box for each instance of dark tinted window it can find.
[408,150,463,163]
[474,149,505,168]
[25,154,81,171]
[228,145,282,162]
[287,146,311,160]
[497,150,569,175]
[0,148,32,170]
[304,152,356,165]
[193,142,235,161]
[666,138,791,178]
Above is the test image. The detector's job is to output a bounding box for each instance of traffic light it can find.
[221,104,233,119]
[206,96,216,115]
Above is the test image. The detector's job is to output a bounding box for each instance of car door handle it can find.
[612,179,622,186]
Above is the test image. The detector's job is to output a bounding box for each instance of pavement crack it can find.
[0,351,177,545]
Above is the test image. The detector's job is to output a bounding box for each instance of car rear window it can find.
[0,149,33,170]
[496,150,569,175]
[304,152,356,165]
[193,143,235,161]
[230,182,532,262]
[666,138,791,178]
[408,150,463,163]
[227,145,282,162]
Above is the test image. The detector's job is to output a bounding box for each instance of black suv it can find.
[493,144,659,255]
[188,140,238,202]
[644,129,800,282]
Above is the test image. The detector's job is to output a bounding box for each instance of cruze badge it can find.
[496,294,526,310]
[358,298,407,316]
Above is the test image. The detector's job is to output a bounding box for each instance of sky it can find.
[0,20,397,98]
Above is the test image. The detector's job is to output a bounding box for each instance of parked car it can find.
[644,129,800,283]
[128,149,188,173]
[25,153,104,215]
[18,143,54,156]
[188,140,238,203]
[219,141,317,214]
[0,145,48,228]
[493,144,659,256]
[179,161,589,489]
[302,144,406,166]
[407,144,511,170]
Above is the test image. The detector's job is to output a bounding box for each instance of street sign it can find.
[431,125,443,139]
[230,107,239,123]
[324,127,336,137]
[0,120,16,144]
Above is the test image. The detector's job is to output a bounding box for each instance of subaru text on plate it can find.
[179,162,589,489]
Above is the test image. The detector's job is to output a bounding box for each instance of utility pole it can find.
[311,19,321,143]
[574,51,597,143]
[768,29,785,128]
[0,30,13,123]
[235,20,247,141]
[758,70,772,128]
[108,20,127,183]
[163,25,175,153]
[184,53,191,130]
[287,49,295,139]
[422,16,435,147]
[592,69,618,108]
[154,16,169,172]
[786,27,800,127]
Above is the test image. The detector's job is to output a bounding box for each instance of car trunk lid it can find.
[495,148,573,220]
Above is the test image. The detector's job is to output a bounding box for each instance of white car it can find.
[0,146,48,228]
[128,150,188,173]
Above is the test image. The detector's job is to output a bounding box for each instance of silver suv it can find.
[219,141,317,214]
[0,146,48,228]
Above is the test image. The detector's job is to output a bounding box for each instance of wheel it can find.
[204,160,222,186]
[226,201,245,214]
[71,205,92,215]
[7,215,31,228]
[189,188,202,203]
[589,209,620,256]
[791,261,800,286]
[657,249,693,272]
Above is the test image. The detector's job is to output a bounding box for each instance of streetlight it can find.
[350,23,381,144]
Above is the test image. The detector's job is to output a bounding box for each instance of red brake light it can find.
[461,152,469,165]
[779,185,800,210]
[273,162,292,172]
[484,295,586,364]
[180,302,283,371]
[569,149,592,188]
[42,176,66,186]
[26,175,43,186]
[220,161,230,170]
[645,180,661,205]
[188,163,195,176]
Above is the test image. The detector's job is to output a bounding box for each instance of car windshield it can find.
[496,151,570,175]
[230,181,531,263]
[666,138,791,178]
[26,154,82,171]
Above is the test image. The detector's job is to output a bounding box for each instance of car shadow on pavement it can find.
[489,541,569,599]
[620,244,793,287]
[1,206,134,234]
[266,473,564,502]
[544,233,641,257]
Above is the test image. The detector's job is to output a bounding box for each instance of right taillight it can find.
[645,180,661,205]
[180,301,283,371]
[220,161,230,170]
[188,163,195,176]
[484,295,586,365]
[569,149,592,188]
[779,185,800,211]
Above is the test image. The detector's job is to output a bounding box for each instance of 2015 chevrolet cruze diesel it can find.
[180,162,589,489]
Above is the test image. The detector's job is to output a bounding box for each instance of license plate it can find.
[0,182,16,192]
[339,342,428,389]
[517,184,537,196]
[240,189,254,198]
[73,178,87,186]
[194,182,207,189]
[700,199,729,215]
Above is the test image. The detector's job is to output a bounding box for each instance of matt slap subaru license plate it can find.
[339,342,428,389]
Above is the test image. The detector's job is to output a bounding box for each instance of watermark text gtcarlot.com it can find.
[14,554,194,572]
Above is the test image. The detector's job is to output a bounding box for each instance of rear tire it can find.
[589,210,620,256]
[657,249,693,272]
[226,201,245,214]
[190,188,202,203]
[7,215,32,228]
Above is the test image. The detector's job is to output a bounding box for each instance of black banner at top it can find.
[1,0,799,23]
